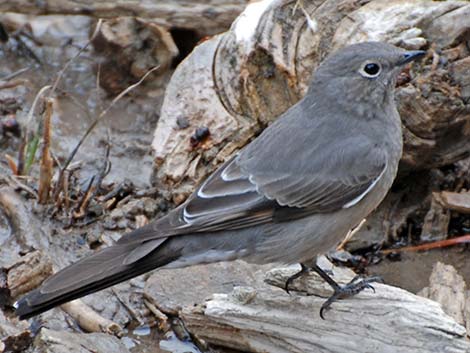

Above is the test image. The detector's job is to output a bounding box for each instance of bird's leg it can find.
[284,263,309,294]
[310,264,383,319]
[284,263,334,293]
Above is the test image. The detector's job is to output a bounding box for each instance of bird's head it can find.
[308,42,425,115]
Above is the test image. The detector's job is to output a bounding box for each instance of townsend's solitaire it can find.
[15,42,425,319]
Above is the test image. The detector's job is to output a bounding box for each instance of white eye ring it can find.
[359,61,382,78]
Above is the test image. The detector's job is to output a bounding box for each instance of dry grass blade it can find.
[50,19,103,95]
[72,145,111,219]
[22,85,51,175]
[5,154,18,175]
[38,98,54,203]
[73,176,95,219]
[0,67,30,81]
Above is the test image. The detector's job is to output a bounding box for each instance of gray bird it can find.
[15,42,425,320]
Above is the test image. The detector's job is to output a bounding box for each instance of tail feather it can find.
[15,239,174,320]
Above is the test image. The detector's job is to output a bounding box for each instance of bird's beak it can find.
[397,50,426,66]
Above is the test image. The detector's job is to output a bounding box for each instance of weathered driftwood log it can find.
[179,259,470,353]
[0,0,249,36]
[151,0,470,204]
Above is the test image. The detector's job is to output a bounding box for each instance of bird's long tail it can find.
[15,237,174,320]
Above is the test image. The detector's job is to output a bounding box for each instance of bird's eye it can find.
[359,62,381,78]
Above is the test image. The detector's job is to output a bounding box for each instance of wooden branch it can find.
[180,260,470,353]
[0,0,250,35]
[61,300,123,336]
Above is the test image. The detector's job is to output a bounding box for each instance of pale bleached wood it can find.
[181,259,470,353]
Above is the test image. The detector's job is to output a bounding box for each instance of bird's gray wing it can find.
[170,138,386,234]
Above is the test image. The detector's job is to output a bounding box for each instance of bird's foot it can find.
[319,274,383,319]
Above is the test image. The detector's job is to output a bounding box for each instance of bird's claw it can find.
[319,275,383,320]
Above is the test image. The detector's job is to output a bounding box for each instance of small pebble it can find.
[176,116,190,129]
[231,286,257,304]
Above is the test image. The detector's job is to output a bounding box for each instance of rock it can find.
[92,17,178,95]
[420,193,450,242]
[0,309,31,353]
[418,262,466,326]
[33,328,130,353]
[332,0,460,47]
[425,4,470,49]
[144,260,272,315]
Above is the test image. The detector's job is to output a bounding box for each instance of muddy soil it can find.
[0,14,186,353]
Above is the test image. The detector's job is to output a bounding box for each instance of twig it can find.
[381,235,470,254]
[73,176,95,219]
[49,19,103,95]
[111,288,143,326]
[7,176,38,198]
[0,78,29,90]
[144,299,170,331]
[16,139,25,175]
[61,299,123,336]
[72,143,111,219]
[13,34,41,65]
[0,67,30,81]
[337,219,366,250]
[26,86,52,129]
[100,66,160,119]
